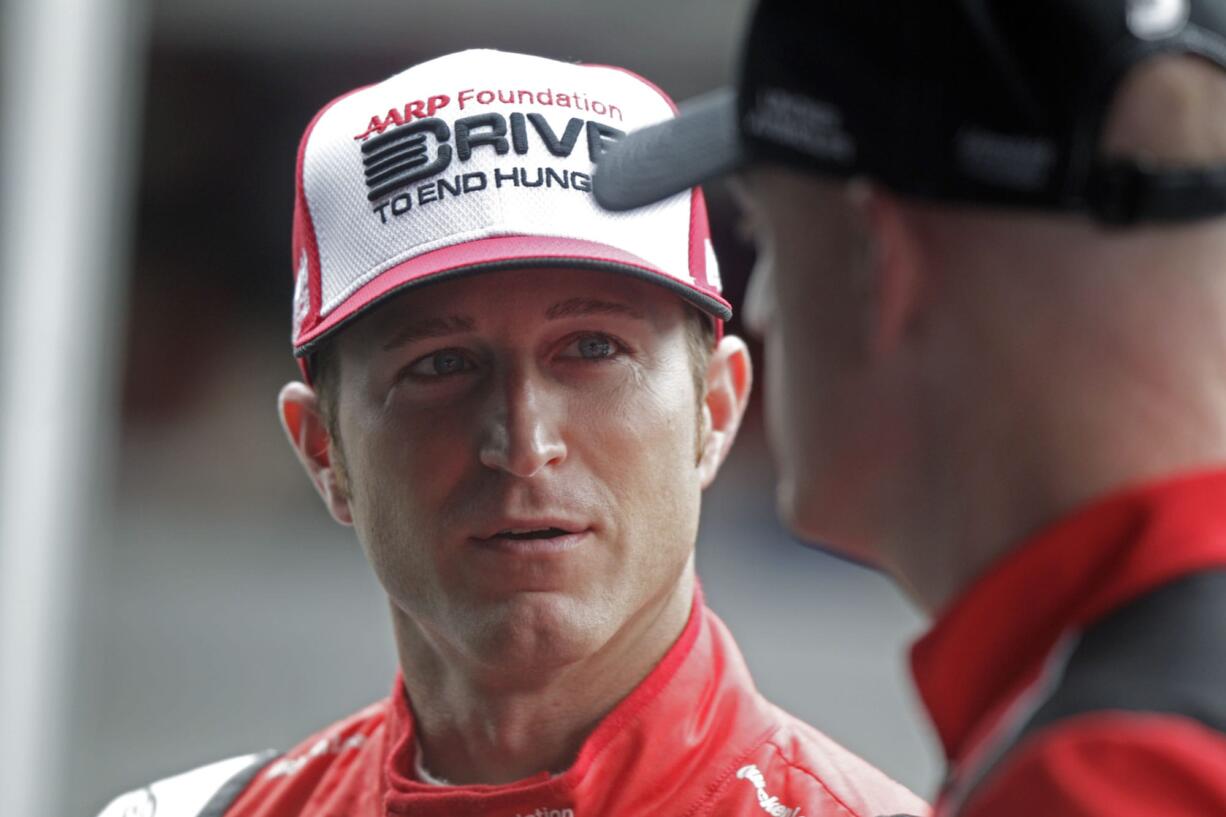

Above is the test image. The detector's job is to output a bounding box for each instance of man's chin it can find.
[461,592,613,677]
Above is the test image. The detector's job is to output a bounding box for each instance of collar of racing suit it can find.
[378,585,780,816]
[910,467,1226,767]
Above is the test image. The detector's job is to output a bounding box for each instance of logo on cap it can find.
[1126,0,1189,39]
[292,250,311,338]
[353,109,626,226]
[361,119,453,203]
[746,88,855,164]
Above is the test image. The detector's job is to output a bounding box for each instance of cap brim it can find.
[293,234,732,356]
[594,88,746,211]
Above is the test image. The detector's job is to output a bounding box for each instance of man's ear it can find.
[847,181,929,359]
[278,382,353,526]
[697,335,753,489]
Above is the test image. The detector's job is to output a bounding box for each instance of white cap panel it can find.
[301,50,691,317]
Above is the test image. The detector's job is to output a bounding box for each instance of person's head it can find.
[595,1,1226,601]
[278,50,751,676]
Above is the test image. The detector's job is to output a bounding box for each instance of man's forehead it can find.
[355,267,679,345]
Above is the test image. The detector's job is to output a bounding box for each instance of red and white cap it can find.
[290,49,729,369]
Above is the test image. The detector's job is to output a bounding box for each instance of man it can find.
[97,49,924,817]
[594,1,1226,815]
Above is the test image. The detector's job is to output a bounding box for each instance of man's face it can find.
[327,267,709,672]
[739,167,884,555]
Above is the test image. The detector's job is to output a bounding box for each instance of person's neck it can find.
[890,354,1226,615]
[390,573,695,785]
[891,227,1226,615]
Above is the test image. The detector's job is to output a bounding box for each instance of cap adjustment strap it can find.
[1085,158,1226,224]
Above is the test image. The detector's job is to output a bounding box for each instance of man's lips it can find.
[472,518,588,540]
[469,520,591,555]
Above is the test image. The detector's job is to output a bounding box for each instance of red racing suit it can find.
[101,595,925,817]
[913,469,1226,817]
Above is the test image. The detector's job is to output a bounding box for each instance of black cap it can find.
[594,0,1226,225]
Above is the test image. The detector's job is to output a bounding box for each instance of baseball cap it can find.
[291,49,729,372]
[594,0,1226,225]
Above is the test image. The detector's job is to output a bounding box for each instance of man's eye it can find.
[563,334,620,361]
[407,349,473,377]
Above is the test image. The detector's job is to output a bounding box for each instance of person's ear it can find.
[278,382,353,526]
[697,335,753,488]
[847,181,929,359]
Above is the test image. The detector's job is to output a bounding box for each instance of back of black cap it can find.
[737,0,1226,223]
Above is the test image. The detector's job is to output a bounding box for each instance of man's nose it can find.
[477,368,567,478]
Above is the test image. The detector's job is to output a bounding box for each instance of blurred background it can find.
[0,1,940,814]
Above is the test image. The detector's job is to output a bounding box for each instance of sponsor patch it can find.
[266,733,367,779]
[736,764,806,817]
[291,250,310,339]
[746,88,855,163]
[97,788,156,817]
[356,111,623,224]
[957,127,1055,191]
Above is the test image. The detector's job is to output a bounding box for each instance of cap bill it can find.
[594,88,745,211]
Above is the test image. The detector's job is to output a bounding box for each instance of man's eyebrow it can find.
[545,298,646,321]
[380,315,475,351]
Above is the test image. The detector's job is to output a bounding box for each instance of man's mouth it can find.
[472,523,590,555]
[493,527,571,540]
